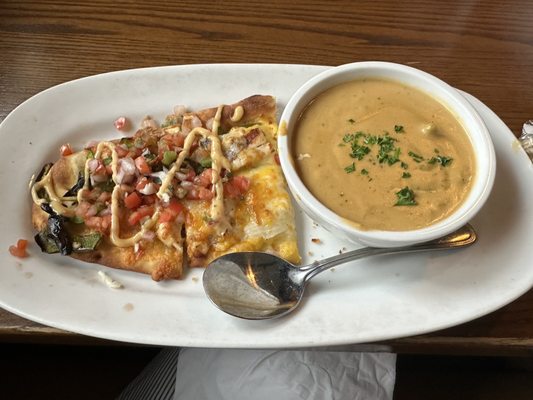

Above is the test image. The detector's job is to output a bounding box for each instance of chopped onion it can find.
[180,180,194,189]
[99,206,112,216]
[120,157,136,174]
[90,173,108,185]
[115,168,125,184]
[141,116,158,129]
[175,187,188,199]
[142,230,156,241]
[88,158,100,172]
[139,182,158,195]
[191,115,202,128]
[116,157,136,184]
[86,205,98,217]
[175,172,188,181]
[173,105,187,117]
[149,170,167,183]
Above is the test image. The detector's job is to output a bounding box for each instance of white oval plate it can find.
[0,64,532,348]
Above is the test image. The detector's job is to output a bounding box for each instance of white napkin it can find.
[174,349,396,400]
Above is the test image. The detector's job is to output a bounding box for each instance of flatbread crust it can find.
[31,95,300,281]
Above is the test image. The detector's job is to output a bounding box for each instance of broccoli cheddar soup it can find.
[293,78,476,231]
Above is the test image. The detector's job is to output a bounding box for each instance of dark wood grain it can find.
[1,0,532,354]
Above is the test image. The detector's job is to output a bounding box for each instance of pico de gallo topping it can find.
[31,104,252,254]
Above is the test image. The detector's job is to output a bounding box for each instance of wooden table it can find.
[1,0,532,356]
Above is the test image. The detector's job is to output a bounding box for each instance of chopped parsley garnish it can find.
[343,133,355,143]
[364,135,379,145]
[408,151,424,163]
[428,155,453,166]
[395,187,417,206]
[402,172,411,178]
[401,161,409,169]
[361,169,369,175]
[379,146,401,165]
[376,135,400,165]
[103,157,113,165]
[344,163,356,173]
[348,118,356,124]
[350,143,371,160]
[394,125,405,133]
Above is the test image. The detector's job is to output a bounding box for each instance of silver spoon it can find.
[203,224,477,320]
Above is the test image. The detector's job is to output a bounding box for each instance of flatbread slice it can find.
[30,95,300,281]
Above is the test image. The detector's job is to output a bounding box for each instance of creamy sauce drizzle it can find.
[31,170,77,217]
[230,105,244,122]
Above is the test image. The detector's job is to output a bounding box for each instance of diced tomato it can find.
[9,239,28,258]
[124,191,142,210]
[128,205,154,226]
[17,239,28,252]
[114,116,128,131]
[135,156,152,175]
[194,168,213,187]
[60,143,73,157]
[85,215,112,234]
[185,169,196,181]
[167,198,185,215]
[76,201,92,217]
[162,134,185,149]
[136,177,149,192]
[159,198,185,223]
[143,194,157,205]
[186,187,214,200]
[158,210,174,223]
[95,163,107,175]
[115,145,129,158]
[224,176,250,199]
[172,134,185,148]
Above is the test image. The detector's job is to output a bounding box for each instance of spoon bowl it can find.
[203,224,477,320]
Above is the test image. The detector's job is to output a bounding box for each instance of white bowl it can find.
[278,61,496,247]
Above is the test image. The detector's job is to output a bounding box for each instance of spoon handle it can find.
[299,224,477,283]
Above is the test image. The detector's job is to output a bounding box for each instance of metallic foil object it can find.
[520,120,533,162]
